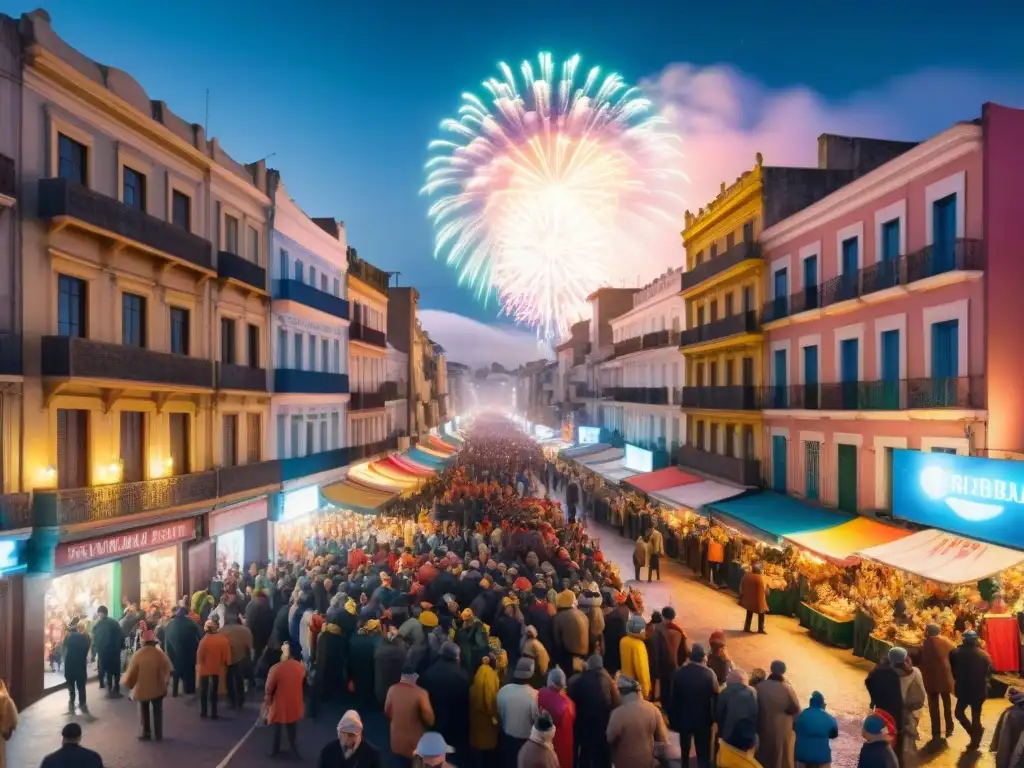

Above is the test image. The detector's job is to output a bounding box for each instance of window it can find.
[290,415,302,458]
[247,324,260,368]
[221,318,237,364]
[122,166,146,211]
[333,277,340,296]
[321,274,328,293]
[293,333,303,370]
[57,275,87,338]
[276,414,286,459]
[805,441,821,501]
[308,335,317,371]
[742,425,755,458]
[932,194,957,273]
[172,190,191,231]
[56,408,89,488]
[881,219,900,261]
[305,421,315,455]
[724,425,736,457]
[293,259,304,282]
[694,250,703,265]
[170,307,190,355]
[277,328,288,368]
[248,226,260,264]
[279,249,289,280]
[225,214,239,254]
[319,420,328,453]
[695,421,705,450]
[57,134,87,184]
[309,266,316,285]
[710,244,718,259]
[742,286,754,313]
[333,340,341,373]
[322,339,330,372]
[120,411,146,483]
[122,293,146,348]
[725,293,734,317]
[931,447,958,455]
[330,412,340,449]
[743,220,754,243]
[726,232,735,250]
[169,412,191,475]
[222,414,238,467]
[247,414,262,463]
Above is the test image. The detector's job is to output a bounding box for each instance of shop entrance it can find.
[139,545,179,618]
[216,529,246,577]
[42,563,116,690]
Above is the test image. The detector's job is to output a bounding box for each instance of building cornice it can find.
[610,289,685,327]
[760,124,982,249]
[347,273,389,303]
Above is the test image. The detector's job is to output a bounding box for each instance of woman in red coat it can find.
[536,668,575,768]
[265,642,306,758]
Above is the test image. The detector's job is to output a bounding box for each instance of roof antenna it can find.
[389,270,402,287]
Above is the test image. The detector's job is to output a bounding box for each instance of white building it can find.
[385,343,409,437]
[599,267,686,452]
[268,175,350,461]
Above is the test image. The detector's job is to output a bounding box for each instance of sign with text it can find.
[625,444,654,474]
[209,498,269,537]
[893,449,1024,549]
[56,519,196,569]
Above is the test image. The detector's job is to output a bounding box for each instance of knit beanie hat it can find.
[626,614,646,635]
[863,713,887,735]
[547,668,567,689]
[529,713,556,748]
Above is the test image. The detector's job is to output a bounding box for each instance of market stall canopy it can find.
[426,435,457,453]
[414,444,453,461]
[322,480,397,513]
[625,467,703,494]
[408,447,449,467]
[560,442,609,458]
[586,457,638,484]
[579,448,625,466]
[652,480,746,512]
[441,434,462,448]
[784,517,913,567]
[387,454,436,476]
[345,471,407,495]
[708,492,854,544]
[855,528,1024,584]
[366,460,425,485]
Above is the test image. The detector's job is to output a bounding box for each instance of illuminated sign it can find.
[893,449,1024,549]
[0,539,21,573]
[578,426,600,445]
[281,485,320,522]
[625,444,654,474]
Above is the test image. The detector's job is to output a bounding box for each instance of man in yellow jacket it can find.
[619,614,652,700]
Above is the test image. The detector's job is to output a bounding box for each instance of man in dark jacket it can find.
[601,599,629,675]
[311,621,349,716]
[315,709,382,768]
[373,629,409,706]
[61,619,91,715]
[91,606,124,697]
[865,648,905,759]
[244,590,275,664]
[667,644,719,768]
[567,654,620,768]
[950,630,992,749]
[418,641,471,759]
[40,723,105,768]
[164,608,202,696]
[650,606,687,703]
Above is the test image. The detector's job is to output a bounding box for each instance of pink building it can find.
[757,110,1020,516]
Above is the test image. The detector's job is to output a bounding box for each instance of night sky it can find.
[3,0,1023,362]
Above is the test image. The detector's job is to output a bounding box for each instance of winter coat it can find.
[992,703,1024,768]
[384,679,435,758]
[0,680,18,768]
[313,623,349,703]
[455,620,491,675]
[950,643,992,702]
[493,613,525,668]
[919,633,955,694]
[794,701,839,765]
[61,631,90,679]
[265,657,305,724]
[718,743,763,768]
[221,623,254,666]
[602,608,628,674]
[648,529,665,556]
[668,661,719,732]
[708,651,733,686]
[91,616,124,663]
[650,621,687,701]
[865,660,903,729]
[350,630,383,704]
[398,616,426,647]
[196,631,231,677]
[606,692,667,768]
[121,644,171,701]
[518,740,560,768]
[315,739,382,768]
[163,615,201,674]
[469,663,501,751]
[716,682,759,744]
[620,635,652,700]
[527,603,556,652]
[739,571,769,614]
[552,608,590,659]
[522,637,550,684]
[755,677,800,768]
[538,687,576,768]
[38,744,105,768]
[857,733,900,768]
[244,597,275,653]
[374,636,409,706]
[632,539,648,568]
[419,658,471,752]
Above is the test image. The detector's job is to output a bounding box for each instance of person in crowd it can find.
[415,731,458,768]
[567,654,619,768]
[120,624,171,742]
[717,719,762,768]
[384,660,435,767]
[497,658,540,768]
[950,630,992,751]
[537,668,575,768]
[620,614,652,700]
[315,710,381,768]
[708,630,734,685]
[221,614,253,709]
[794,691,839,768]
[350,619,384,708]
[632,536,647,583]
[717,668,759,747]
[91,606,124,698]
[607,674,668,768]
[469,654,501,760]
[311,616,350,716]
[39,723,104,768]
[265,641,306,758]
[865,646,905,760]
[920,623,955,743]
[517,712,559,768]
[551,589,589,675]
[374,625,408,707]
[419,641,471,760]
[197,618,231,719]
[858,713,900,768]
[650,604,687,703]
[244,588,276,670]
[991,687,1024,768]
[61,618,91,716]
[601,592,629,675]
[578,587,604,657]
[668,643,719,768]
[756,660,800,768]
[0,678,17,768]
[164,607,201,697]
[890,647,926,765]
[520,625,550,686]
[646,527,664,582]
[740,562,769,635]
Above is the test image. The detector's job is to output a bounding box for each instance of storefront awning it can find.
[560,442,608,458]
[785,517,913,567]
[855,528,1024,584]
[322,480,397,513]
[362,462,423,488]
[385,454,436,476]
[441,433,462,448]
[580,448,624,466]
[408,447,449,467]
[708,492,855,544]
[651,480,746,512]
[625,467,704,494]
[427,435,457,453]
[586,457,638,484]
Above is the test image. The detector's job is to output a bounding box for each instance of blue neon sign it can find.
[892,449,1024,549]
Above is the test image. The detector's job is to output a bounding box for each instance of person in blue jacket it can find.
[794,690,839,767]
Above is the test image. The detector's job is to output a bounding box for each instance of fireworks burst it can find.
[422,53,686,342]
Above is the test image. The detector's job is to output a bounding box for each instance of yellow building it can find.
[678,155,765,486]
[346,248,390,447]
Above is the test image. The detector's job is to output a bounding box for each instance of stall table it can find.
[799,602,855,648]
[983,615,1021,674]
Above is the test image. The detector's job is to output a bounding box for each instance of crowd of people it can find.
[4,417,1024,768]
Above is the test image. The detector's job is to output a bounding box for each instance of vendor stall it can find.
[560,442,609,459]
[322,479,398,514]
[585,456,638,485]
[579,447,625,467]
[625,467,703,495]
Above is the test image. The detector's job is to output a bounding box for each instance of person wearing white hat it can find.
[315,708,382,767]
[415,731,456,767]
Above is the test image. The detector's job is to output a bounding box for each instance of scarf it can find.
[529,724,555,749]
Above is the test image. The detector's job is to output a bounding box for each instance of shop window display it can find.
[216,529,246,577]
[43,564,114,686]
[139,545,178,620]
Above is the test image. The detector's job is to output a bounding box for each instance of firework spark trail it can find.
[423,52,687,342]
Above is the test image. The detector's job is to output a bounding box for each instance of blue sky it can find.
[5,1,1024,365]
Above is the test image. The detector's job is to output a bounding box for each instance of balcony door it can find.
[802,255,818,310]
[840,338,859,409]
[880,330,900,408]
[772,268,788,319]
[932,194,957,273]
[802,345,819,409]
[837,443,858,513]
[840,237,859,300]
[169,412,191,475]
[771,434,787,493]
[931,320,959,406]
[120,411,145,483]
[772,349,788,408]
[57,409,89,489]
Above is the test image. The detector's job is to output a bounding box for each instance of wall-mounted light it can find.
[38,465,57,486]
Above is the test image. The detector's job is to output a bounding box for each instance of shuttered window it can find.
[120,411,145,482]
[57,409,89,489]
[805,440,821,501]
[169,412,190,475]
[247,414,262,463]
[222,415,238,467]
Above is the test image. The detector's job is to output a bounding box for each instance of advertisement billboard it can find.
[625,444,654,474]
[577,426,600,445]
[892,449,1024,549]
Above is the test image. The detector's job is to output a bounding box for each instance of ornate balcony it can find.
[38,178,213,272]
[350,322,387,348]
[681,385,760,410]
[611,330,680,360]
[274,369,349,394]
[678,311,760,349]
[217,363,267,392]
[382,380,406,400]
[611,386,671,405]
[351,389,387,411]
[681,241,761,293]
[678,445,760,487]
[763,377,985,411]
[280,447,352,483]
[217,250,266,292]
[0,333,22,376]
[0,493,31,531]
[274,279,350,321]
[42,336,214,389]
[217,460,282,497]
[612,337,642,358]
